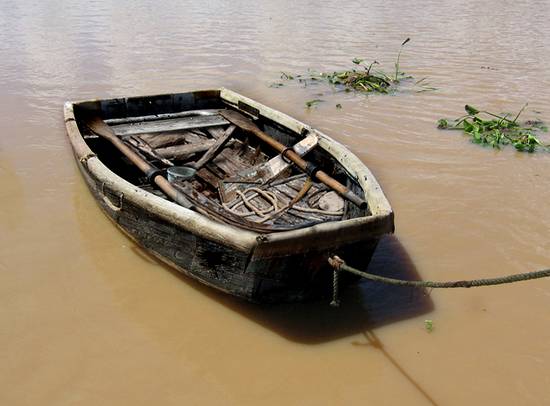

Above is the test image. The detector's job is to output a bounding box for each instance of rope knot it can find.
[328,255,345,271]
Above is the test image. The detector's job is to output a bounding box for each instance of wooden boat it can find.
[64,88,394,303]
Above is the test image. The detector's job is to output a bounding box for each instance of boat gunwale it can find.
[63,88,394,253]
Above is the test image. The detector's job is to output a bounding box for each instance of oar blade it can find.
[220,110,259,134]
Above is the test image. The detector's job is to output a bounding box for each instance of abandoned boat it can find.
[64,88,394,302]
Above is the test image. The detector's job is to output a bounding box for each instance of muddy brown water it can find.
[1,1,550,405]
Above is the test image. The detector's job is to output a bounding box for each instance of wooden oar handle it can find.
[313,169,368,209]
[342,190,368,209]
[221,110,368,209]
[84,114,195,210]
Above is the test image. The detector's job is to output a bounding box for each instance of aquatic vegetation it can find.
[305,39,412,94]
[275,39,435,95]
[305,99,324,108]
[424,319,434,333]
[438,104,549,153]
[280,72,294,80]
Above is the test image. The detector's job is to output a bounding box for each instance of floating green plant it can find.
[424,319,434,333]
[310,39,412,94]
[276,39,435,95]
[438,104,548,152]
[280,72,294,80]
[305,99,324,108]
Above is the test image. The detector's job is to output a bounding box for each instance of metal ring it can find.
[305,162,320,178]
[281,147,294,164]
[146,168,165,184]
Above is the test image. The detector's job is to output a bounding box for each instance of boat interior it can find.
[73,91,370,232]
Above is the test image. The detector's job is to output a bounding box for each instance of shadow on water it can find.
[74,184,437,402]
[352,330,439,406]
[152,234,434,344]
[73,181,432,344]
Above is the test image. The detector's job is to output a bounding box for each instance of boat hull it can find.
[65,88,394,303]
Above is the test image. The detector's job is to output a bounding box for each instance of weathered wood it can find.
[220,133,318,202]
[104,109,222,125]
[172,182,295,232]
[196,167,222,189]
[206,126,226,139]
[126,136,174,166]
[193,125,236,170]
[186,130,209,143]
[65,88,394,303]
[211,148,250,177]
[82,114,194,209]
[110,114,229,136]
[227,133,318,184]
[221,110,367,209]
[220,175,337,226]
[105,181,255,298]
[139,131,193,149]
[263,133,318,181]
[156,140,216,160]
[318,191,345,212]
[272,183,326,222]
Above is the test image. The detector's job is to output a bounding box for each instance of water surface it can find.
[1,1,550,405]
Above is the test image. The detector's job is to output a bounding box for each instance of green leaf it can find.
[424,319,433,333]
[463,121,474,133]
[437,119,449,129]
[465,105,480,115]
[280,72,294,80]
[514,142,525,151]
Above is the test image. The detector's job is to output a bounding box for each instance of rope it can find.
[330,268,340,307]
[263,178,314,223]
[223,188,279,219]
[237,188,279,218]
[327,255,550,307]
[328,256,550,288]
[222,183,343,222]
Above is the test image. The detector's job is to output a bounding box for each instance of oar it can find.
[82,114,195,210]
[220,110,368,209]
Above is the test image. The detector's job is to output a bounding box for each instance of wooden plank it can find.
[139,132,192,149]
[228,133,318,184]
[194,125,236,170]
[110,115,229,136]
[219,133,318,202]
[156,140,216,160]
[188,130,210,142]
[206,126,227,139]
[126,136,173,166]
[196,167,222,189]
[265,133,318,179]
[104,109,222,125]
[212,149,249,176]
